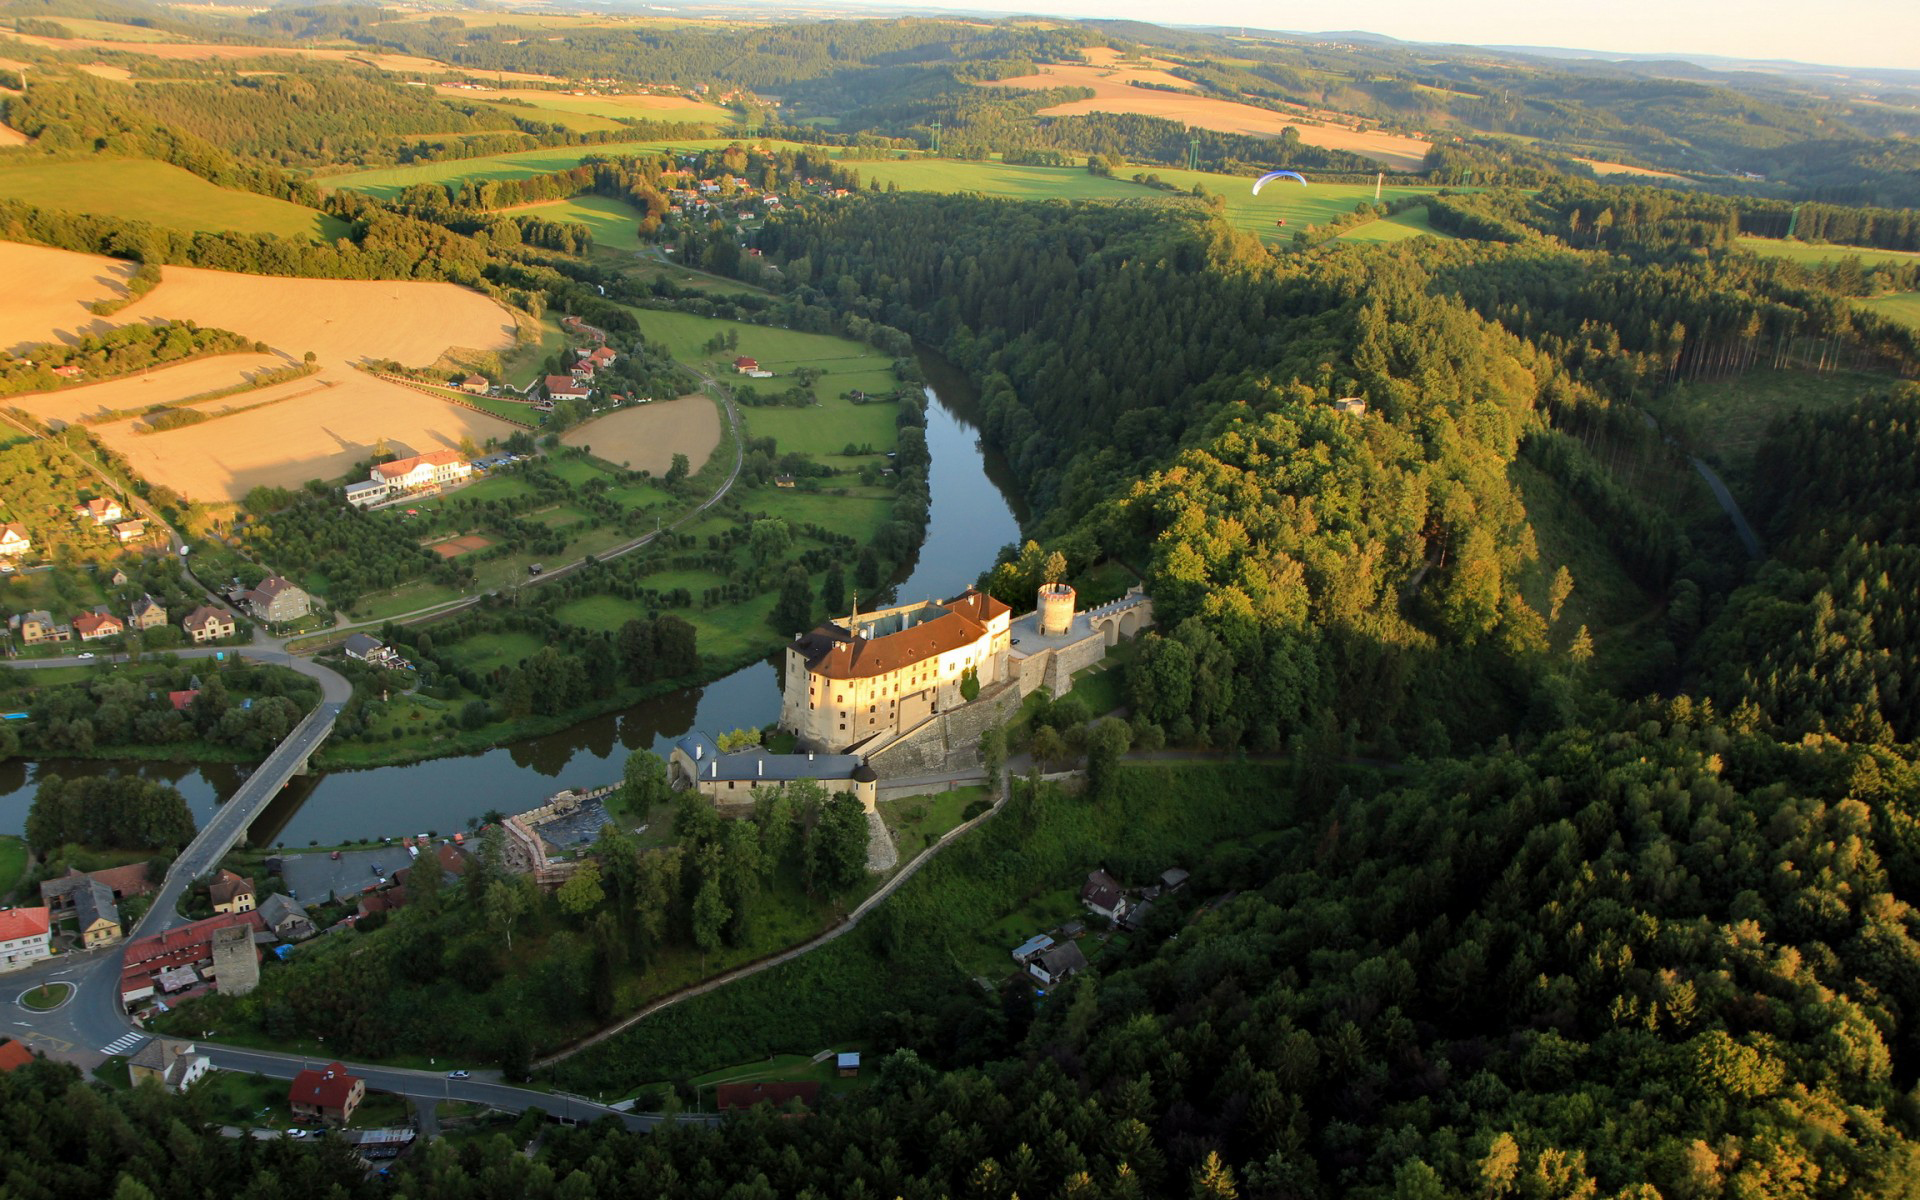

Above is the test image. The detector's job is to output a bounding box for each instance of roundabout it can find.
[18,981,74,1013]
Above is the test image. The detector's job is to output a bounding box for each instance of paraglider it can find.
[1251,169,1307,195]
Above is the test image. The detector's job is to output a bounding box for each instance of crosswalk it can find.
[100,1032,147,1057]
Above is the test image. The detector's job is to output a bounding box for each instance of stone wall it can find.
[1041,632,1109,698]
[868,680,1024,780]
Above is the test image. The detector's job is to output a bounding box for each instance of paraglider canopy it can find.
[1252,169,1307,195]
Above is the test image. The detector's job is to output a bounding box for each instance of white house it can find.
[344,479,391,509]
[0,907,51,972]
[0,523,29,558]
[373,450,470,494]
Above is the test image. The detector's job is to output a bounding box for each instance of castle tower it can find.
[1037,582,1075,636]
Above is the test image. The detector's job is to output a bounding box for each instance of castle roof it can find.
[794,589,1009,681]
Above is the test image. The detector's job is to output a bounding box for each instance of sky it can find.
[878,0,1920,71]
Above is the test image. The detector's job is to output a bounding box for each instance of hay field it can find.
[1337,206,1451,243]
[561,395,719,473]
[0,30,459,73]
[93,370,515,500]
[0,242,136,352]
[0,159,348,240]
[980,49,1431,171]
[1576,157,1690,182]
[435,85,731,126]
[5,352,290,423]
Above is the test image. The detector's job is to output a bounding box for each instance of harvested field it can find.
[1576,157,1690,181]
[5,352,292,424]
[561,395,719,474]
[0,242,136,353]
[74,63,133,82]
[434,84,730,125]
[0,30,463,72]
[92,370,515,500]
[0,120,26,147]
[980,49,1431,171]
[430,534,492,558]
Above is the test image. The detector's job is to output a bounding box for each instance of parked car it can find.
[77,652,94,660]
[447,1070,470,1080]
[371,864,383,876]
[330,850,341,861]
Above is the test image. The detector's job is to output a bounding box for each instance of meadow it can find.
[508,193,648,253]
[322,139,806,199]
[1857,291,1920,332]
[1337,205,1449,243]
[560,394,721,474]
[436,85,732,127]
[0,159,349,239]
[1734,236,1920,268]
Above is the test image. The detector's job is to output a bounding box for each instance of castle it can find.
[779,583,1153,758]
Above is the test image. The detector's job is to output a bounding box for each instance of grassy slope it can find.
[1735,236,1920,268]
[545,763,1295,1092]
[0,159,348,240]
[1338,205,1449,243]
[1857,292,1920,332]
[1646,368,1882,487]
[479,90,731,126]
[323,139,807,199]
[510,193,647,253]
[0,835,27,902]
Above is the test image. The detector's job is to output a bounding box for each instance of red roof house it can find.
[289,1062,366,1125]
[0,1039,33,1073]
[732,356,759,373]
[169,690,201,712]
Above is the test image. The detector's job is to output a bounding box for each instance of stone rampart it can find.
[868,681,1023,780]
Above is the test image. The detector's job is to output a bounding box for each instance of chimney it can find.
[694,743,703,760]
[757,759,764,777]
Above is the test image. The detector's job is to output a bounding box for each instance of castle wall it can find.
[868,681,1024,780]
[1041,632,1110,698]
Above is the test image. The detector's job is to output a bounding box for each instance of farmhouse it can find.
[181,604,236,643]
[732,356,759,373]
[75,497,123,525]
[669,731,879,809]
[0,523,29,558]
[112,519,146,543]
[41,863,153,911]
[780,588,1013,754]
[16,610,72,645]
[344,633,405,668]
[129,594,167,631]
[373,449,471,494]
[73,608,125,642]
[244,576,311,624]
[70,879,123,948]
[459,374,490,394]
[344,479,390,509]
[207,869,256,915]
[544,374,591,403]
[0,907,51,972]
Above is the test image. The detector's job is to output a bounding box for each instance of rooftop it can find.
[0,907,49,941]
[675,734,872,784]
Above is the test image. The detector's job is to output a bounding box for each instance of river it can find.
[0,356,1024,847]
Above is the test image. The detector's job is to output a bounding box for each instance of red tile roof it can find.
[121,911,264,984]
[289,1062,360,1111]
[169,690,200,711]
[794,589,1010,681]
[0,1040,33,1073]
[0,907,50,942]
[715,1080,820,1111]
[73,611,123,638]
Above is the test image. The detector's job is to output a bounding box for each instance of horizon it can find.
[699,0,1920,72]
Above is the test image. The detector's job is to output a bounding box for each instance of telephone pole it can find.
[929,120,941,156]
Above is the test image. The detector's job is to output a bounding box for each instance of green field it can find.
[478,90,731,127]
[555,593,634,631]
[0,159,349,241]
[9,16,184,41]
[323,139,806,200]
[847,157,1454,244]
[467,99,628,135]
[629,308,897,391]
[510,194,648,253]
[0,835,26,902]
[504,317,570,390]
[1735,236,1920,269]
[1858,291,1920,332]
[1338,205,1449,243]
[1647,367,1879,483]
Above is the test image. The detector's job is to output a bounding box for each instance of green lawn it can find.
[509,193,648,253]
[737,486,894,543]
[1338,205,1449,243]
[848,158,1148,202]
[0,835,26,902]
[323,139,808,200]
[1858,291,1920,332]
[20,982,70,1011]
[879,786,987,857]
[555,593,636,632]
[1735,236,1920,269]
[445,630,542,673]
[0,159,348,241]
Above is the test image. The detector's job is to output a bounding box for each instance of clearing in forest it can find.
[0,241,136,353]
[507,194,648,253]
[0,159,348,240]
[560,395,720,474]
[321,139,806,199]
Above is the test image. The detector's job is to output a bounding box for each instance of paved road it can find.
[1690,456,1763,560]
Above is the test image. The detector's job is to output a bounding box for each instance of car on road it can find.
[447,1070,470,1080]
[372,864,383,875]
[330,850,341,861]
[77,652,94,659]
[288,1129,309,1139]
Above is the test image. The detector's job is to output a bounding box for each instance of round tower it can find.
[1037,582,1076,636]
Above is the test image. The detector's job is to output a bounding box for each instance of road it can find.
[1690,456,1763,560]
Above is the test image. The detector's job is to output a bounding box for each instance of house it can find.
[1159,867,1190,892]
[1028,940,1089,986]
[587,346,617,369]
[119,911,265,1010]
[207,870,255,915]
[73,608,125,642]
[244,576,311,624]
[112,519,146,544]
[1333,397,1368,416]
[289,1062,365,1125]
[0,523,30,558]
[1011,933,1054,965]
[169,689,200,711]
[1080,870,1127,922]
[209,923,258,995]
[458,374,490,394]
[0,1039,33,1073]
[129,594,167,631]
[544,374,591,403]
[17,610,72,646]
[732,356,759,374]
[71,879,123,948]
[669,732,879,809]
[343,633,403,668]
[1119,899,1155,932]
[357,886,408,919]
[127,1038,209,1092]
[0,907,52,972]
[715,1081,820,1112]
[41,863,152,912]
[181,605,236,643]
[773,474,796,488]
[258,893,315,941]
[52,364,84,381]
[76,497,123,525]
[344,479,390,509]
[836,1051,860,1078]
[373,449,471,494]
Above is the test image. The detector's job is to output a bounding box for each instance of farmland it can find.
[1735,236,1920,268]
[509,193,647,253]
[1337,205,1450,242]
[0,159,349,240]
[560,394,720,473]
[0,241,137,353]
[6,351,292,425]
[433,84,732,127]
[1858,292,1920,332]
